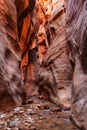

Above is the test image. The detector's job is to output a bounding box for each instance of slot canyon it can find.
[0,0,87,130]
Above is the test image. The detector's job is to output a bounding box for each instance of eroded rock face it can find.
[66,0,87,129]
[38,0,49,64]
[0,0,26,111]
[17,0,40,96]
[39,0,73,109]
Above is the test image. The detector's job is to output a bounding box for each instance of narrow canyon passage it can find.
[0,0,87,130]
[0,96,79,130]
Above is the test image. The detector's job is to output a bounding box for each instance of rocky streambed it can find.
[0,96,79,130]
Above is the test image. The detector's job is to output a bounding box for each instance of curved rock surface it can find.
[0,1,87,129]
[66,0,87,129]
[0,0,26,111]
[39,0,73,109]
[17,0,40,96]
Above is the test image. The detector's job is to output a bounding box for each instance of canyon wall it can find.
[38,1,87,128]
[0,0,26,111]
[0,0,40,111]
[0,1,87,129]
[38,0,73,109]
[16,0,40,96]
[66,0,87,129]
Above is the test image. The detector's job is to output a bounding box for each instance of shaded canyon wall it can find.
[0,0,39,111]
[0,0,26,111]
[0,2,87,129]
[66,0,87,129]
[38,1,87,129]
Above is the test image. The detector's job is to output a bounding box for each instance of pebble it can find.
[0,113,6,118]
[6,128,11,130]
[51,107,61,112]
[27,109,36,115]
[0,98,78,130]
[9,119,20,127]
[14,107,22,112]
[26,117,34,123]
[30,126,36,130]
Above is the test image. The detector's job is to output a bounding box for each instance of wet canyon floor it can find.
[0,96,79,130]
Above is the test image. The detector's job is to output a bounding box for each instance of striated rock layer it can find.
[17,0,40,96]
[0,0,40,111]
[39,0,73,109]
[66,0,87,129]
[0,2,87,129]
[0,0,26,111]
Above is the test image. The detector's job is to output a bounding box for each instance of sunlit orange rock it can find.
[17,0,40,96]
[38,0,51,64]
[39,0,73,109]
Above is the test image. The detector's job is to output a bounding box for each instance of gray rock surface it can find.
[66,0,87,129]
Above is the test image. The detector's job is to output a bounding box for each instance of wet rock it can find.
[39,116,46,120]
[26,117,34,123]
[27,109,36,115]
[30,127,36,130]
[19,124,30,130]
[37,103,50,110]
[27,99,34,104]
[51,107,61,112]
[9,119,20,127]
[0,120,6,127]
[0,97,79,130]
[0,113,6,118]
[6,128,11,130]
